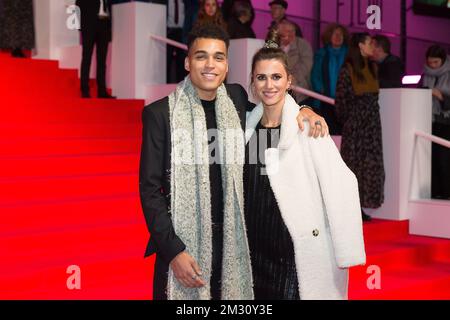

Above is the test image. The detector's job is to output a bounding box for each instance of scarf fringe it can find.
[167,77,254,300]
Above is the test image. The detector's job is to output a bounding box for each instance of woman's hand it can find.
[297,107,329,138]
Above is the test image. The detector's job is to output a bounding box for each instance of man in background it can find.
[267,0,302,38]
[278,19,313,104]
[372,35,404,88]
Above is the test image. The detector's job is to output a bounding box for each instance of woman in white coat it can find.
[244,35,366,300]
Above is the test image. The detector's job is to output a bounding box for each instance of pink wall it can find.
[248,0,450,74]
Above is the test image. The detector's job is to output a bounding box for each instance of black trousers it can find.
[167,27,187,84]
[432,122,450,199]
[80,19,109,95]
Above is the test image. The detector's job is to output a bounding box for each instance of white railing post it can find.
[111,2,166,99]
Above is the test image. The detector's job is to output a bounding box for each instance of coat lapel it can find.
[245,93,299,148]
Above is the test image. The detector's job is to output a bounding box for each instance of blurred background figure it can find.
[311,23,349,135]
[277,19,313,104]
[267,0,302,39]
[193,0,227,30]
[335,33,385,222]
[421,45,450,200]
[221,0,254,27]
[0,0,35,58]
[151,0,191,83]
[226,0,256,39]
[182,0,199,43]
[372,35,404,88]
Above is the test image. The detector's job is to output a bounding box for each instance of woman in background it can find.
[193,0,227,31]
[311,23,349,135]
[334,33,385,222]
[421,45,450,200]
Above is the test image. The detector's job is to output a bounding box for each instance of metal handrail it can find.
[150,34,188,51]
[416,131,450,149]
[291,85,335,105]
[150,35,337,105]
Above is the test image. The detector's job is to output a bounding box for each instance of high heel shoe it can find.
[361,209,372,222]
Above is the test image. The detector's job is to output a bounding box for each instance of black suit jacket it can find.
[139,83,252,264]
[76,0,112,41]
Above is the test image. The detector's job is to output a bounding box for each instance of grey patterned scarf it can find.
[167,77,254,300]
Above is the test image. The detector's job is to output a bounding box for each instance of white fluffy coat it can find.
[245,94,366,300]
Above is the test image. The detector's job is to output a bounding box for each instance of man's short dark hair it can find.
[373,35,391,54]
[269,0,288,9]
[187,24,230,52]
[426,44,447,62]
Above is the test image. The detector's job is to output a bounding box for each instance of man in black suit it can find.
[76,0,115,98]
[139,24,328,300]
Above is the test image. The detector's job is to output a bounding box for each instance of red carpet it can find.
[0,53,449,300]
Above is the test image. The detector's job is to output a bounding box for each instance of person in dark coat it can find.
[0,0,35,57]
[226,0,256,39]
[139,24,329,300]
[372,34,404,88]
[76,0,115,98]
[221,0,254,26]
[335,33,385,222]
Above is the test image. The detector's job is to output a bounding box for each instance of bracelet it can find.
[299,105,313,111]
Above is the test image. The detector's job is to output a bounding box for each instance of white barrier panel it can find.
[145,84,177,105]
[409,199,450,239]
[227,38,265,104]
[367,88,432,221]
[59,44,112,88]
[111,2,166,99]
[33,0,79,60]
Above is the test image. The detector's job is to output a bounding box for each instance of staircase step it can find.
[358,235,450,271]
[0,173,139,206]
[0,256,154,300]
[349,261,450,300]
[0,137,141,157]
[0,195,144,235]
[1,99,143,124]
[0,223,149,276]
[0,124,141,139]
[362,219,409,242]
[0,153,140,178]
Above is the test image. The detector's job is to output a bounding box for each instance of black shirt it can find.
[244,121,300,300]
[201,99,224,224]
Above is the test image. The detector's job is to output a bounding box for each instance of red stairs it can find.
[1,53,449,300]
